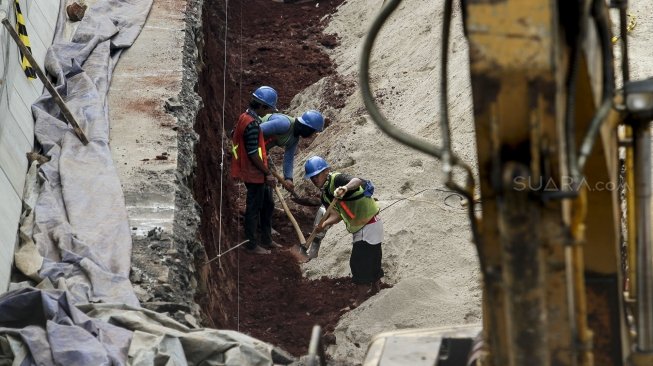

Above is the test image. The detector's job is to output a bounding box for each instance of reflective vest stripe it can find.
[232,144,239,160]
[339,201,355,219]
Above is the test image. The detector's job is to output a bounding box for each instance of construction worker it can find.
[304,156,384,304]
[230,86,282,254]
[261,110,325,191]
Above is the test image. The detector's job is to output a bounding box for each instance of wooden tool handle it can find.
[274,185,306,244]
[270,169,299,196]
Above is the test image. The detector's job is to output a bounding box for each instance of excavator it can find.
[357,0,653,365]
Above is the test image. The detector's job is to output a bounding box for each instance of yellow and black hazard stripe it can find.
[14,0,36,79]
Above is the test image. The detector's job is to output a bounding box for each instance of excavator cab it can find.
[360,0,653,365]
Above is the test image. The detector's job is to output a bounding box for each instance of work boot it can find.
[261,241,283,249]
[370,280,382,295]
[244,245,271,255]
[351,283,372,308]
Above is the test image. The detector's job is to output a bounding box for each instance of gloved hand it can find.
[334,186,347,198]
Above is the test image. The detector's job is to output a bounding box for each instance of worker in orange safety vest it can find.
[231,86,283,255]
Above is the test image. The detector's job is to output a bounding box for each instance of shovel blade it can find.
[289,244,310,263]
[307,241,321,259]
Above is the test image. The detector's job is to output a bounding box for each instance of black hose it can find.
[440,0,454,174]
[565,2,588,181]
[358,0,482,250]
[359,0,444,160]
[576,0,616,173]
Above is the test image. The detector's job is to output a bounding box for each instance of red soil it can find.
[193,0,379,357]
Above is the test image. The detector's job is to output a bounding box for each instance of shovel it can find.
[304,198,338,261]
[272,185,310,261]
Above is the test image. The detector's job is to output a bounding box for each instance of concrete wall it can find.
[0,0,58,290]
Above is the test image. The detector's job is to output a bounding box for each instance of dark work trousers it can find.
[350,240,384,284]
[244,182,275,249]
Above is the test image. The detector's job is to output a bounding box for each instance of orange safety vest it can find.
[230,111,268,184]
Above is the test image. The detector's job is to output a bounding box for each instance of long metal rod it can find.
[634,121,653,351]
[626,126,637,300]
[2,18,89,145]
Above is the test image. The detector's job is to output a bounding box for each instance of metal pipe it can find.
[634,121,653,351]
[626,126,637,300]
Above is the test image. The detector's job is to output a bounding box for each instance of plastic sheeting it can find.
[1,0,282,364]
[0,288,278,365]
[27,0,149,307]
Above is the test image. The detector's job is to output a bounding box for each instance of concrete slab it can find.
[33,0,60,28]
[6,35,41,106]
[0,109,30,195]
[21,0,53,55]
[109,0,186,239]
[31,1,57,31]
[8,83,34,142]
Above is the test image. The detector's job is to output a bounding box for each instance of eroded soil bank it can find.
[194,0,371,356]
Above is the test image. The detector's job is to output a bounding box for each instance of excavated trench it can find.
[193,0,370,356]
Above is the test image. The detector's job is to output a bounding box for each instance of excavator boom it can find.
[360,0,653,365]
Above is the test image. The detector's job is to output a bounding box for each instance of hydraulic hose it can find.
[440,0,454,176]
[576,0,615,174]
[359,0,443,161]
[565,2,589,181]
[358,0,482,255]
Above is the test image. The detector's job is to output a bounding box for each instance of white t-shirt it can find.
[352,217,383,245]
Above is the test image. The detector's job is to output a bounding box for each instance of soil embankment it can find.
[194,0,370,356]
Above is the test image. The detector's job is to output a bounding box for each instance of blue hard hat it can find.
[297,110,324,132]
[304,156,330,179]
[252,86,278,110]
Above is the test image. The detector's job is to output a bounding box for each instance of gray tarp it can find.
[0,288,277,366]
[28,0,148,307]
[1,0,281,364]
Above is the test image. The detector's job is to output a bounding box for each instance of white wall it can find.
[0,0,58,290]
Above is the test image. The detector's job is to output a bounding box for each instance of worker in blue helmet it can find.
[260,110,325,191]
[230,86,282,255]
[304,156,383,306]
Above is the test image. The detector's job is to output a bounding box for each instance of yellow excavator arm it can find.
[360,0,653,365]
